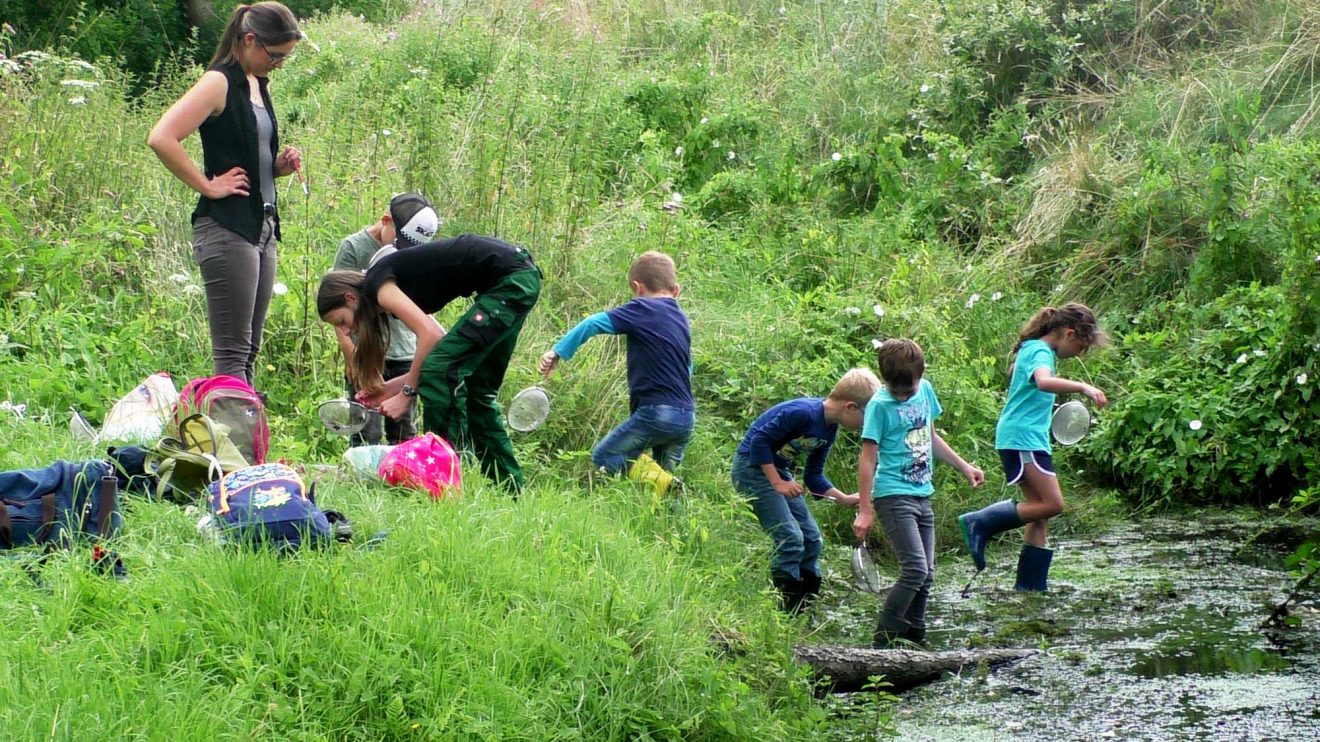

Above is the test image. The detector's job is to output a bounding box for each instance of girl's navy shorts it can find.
[998,449,1055,485]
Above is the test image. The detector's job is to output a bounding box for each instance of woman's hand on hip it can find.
[205,166,249,199]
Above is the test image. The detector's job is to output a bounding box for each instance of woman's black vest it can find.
[190,61,281,244]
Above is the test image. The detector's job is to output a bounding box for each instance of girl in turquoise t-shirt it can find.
[957,304,1108,591]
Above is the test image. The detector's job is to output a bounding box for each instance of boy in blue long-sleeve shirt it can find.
[540,252,694,494]
[732,368,881,615]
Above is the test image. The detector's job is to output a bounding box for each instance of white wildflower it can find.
[1053,284,1064,293]
[68,60,96,72]
[168,273,189,284]
[779,6,787,14]
[1298,373,1309,385]
[727,151,736,160]
[272,282,289,296]
[0,332,7,345]
[670,192,683,204]
[381,129,392,137]
[965,293,981,309]
[844,307,862,316]
[60,79,97,89]
[0,400,26,419]
[872,338,884,349]
[700,117,709,125]
[991,292,1003,301]
[1188,419,1202,431]
[674,146,684,157]
[183,284,203,295]
[872,304,884,317]
[919,84,931,94]
[1236,353,1249,364]
[0,59,20,76]
[832,152,842,161]
[711,139,721,148]
[68,96,86,106]
[1253,349,1267,357]
[927,152,939,162]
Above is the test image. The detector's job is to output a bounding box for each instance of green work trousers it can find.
[418,267,541,493]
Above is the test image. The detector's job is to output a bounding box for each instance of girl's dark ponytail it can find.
[1012,303,1107,356]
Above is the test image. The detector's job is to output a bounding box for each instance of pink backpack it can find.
[378,433,462,499]
[176,375,269,464]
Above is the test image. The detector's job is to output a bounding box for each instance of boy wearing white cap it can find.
[331,192,440,444]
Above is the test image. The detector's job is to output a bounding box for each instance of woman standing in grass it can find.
[148,2,303,388]
[957,304,1108,591]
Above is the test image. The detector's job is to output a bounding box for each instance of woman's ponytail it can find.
[208,2,301,67]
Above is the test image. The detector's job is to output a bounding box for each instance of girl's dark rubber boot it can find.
[1013,544,1054,592]
[772,573,807,615]
[957,499,1024,571]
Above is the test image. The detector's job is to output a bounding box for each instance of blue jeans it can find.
[592,404,695,474]
[875,495,935,631]
[732,453,822,580]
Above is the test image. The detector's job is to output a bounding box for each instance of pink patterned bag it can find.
[378,433,462,499]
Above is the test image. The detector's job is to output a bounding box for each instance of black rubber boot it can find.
[772,573,807,615]
[1014,544,1055,592]
[872,613,911,649]
[900,625,928,648]
[799,571,822,613]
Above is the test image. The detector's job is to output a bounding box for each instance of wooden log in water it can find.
[793,645,1038,693]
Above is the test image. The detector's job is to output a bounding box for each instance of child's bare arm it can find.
[1033,367,1108,407]
[933,433,984,487]
[853,441,879,541]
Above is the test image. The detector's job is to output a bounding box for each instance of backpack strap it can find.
[93,474,118,538]
[0,494,58,548]
[37,493,57,544]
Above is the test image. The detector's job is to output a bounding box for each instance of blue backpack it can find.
[0,460,121,550]
[207,463,332,552]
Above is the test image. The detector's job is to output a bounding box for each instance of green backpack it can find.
[146,414,250,503]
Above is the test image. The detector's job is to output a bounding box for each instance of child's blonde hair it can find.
[876,339,926,401]
[628,251,678,292]
[828,367,882,407]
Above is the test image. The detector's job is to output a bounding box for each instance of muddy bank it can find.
[813,513,1320,740]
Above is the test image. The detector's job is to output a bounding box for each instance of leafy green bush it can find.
[1086,284,1318,507]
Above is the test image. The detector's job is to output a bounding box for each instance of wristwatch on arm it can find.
[401,384,419,398]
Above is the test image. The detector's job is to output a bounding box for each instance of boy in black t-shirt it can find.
[539,252,693,496]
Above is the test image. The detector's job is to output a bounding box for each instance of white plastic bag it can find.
[343,445,395,478]
[97,372,179,444]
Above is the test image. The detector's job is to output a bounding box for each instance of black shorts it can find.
[998,449,1055,485]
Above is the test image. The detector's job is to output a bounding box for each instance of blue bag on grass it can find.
[0,460,121,549]
[207,463,331,552]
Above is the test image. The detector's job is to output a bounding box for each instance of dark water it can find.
[814,515,1320,740]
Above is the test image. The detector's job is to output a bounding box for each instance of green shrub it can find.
[1085,284,1318,507]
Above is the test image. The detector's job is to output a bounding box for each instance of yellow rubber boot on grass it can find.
[628,453,675,498]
